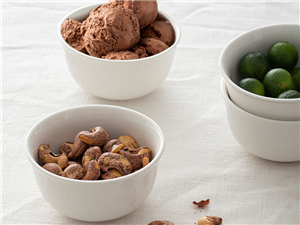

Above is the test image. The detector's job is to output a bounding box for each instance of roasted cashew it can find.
[67,161,81,166]
[101,169,122,180]
[82,146,102,168]
[118,147,151,171]
[78,126,110,146]
[148,221,175,225]
[98,152,132,176]
[38,144,68,169]
[102,139,122,152]
[118,135,139,148]
[82,160,101,180]
[42,163,63,176]
[110,144,124,153]
[62,164,86,179]
[198,216,223,225]
[60,141,74,156]
[67,132,89,160]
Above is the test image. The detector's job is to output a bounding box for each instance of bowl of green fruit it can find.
[219,24,300,121]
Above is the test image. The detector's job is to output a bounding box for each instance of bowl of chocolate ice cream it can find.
[58,0,181,100]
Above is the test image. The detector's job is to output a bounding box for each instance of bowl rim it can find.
[57,3,181,62]
[219,23,300,104]
[220,78,300,123]
[25,104,165,184]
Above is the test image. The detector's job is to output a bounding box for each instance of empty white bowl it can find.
[221,78,300,162]
[220,24,300,121]
[57,3,181,101]
[25,105,165,221]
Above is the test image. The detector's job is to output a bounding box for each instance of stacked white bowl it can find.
[219,24,300,162]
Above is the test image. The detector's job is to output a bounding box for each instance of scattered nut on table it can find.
[38,126,152,181]
[148,220,175,225]
[198,216,223,225]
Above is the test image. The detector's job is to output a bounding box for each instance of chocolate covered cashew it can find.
[82,160,101,180]
[79,126,110,146]
[118,135,139,148]
[102,139,122,152]
[42,163,63,176]
[81,146,101,180]
[60,141,73,156]
[82,146,102,167]
[67,161,81,166]
[118,147,151,171]
[98,152,132,176]
[110,144,124,153]
[38,144,68,169]
[67,132,89,160]
[38,126,153,180]
[62,164,86,179]
[101,169,122,180]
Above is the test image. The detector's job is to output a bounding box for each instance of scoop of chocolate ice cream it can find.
[102,50,139,60]
[109,0,158,29]
[141,20,175,46]
[82,5,140,58]
[133,45,148,58]
[61,19,87,53]
[139,38,168,56]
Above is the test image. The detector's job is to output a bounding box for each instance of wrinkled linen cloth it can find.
[2,1,299,225]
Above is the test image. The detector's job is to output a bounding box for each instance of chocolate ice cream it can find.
[61,1,174,60]
[109,0,158,29]
[83,5,140,57]
[141,20,175,47]
[140,38,168,56]
[61,19,87,53]
[102,51,139,60]
[133,45,148,58]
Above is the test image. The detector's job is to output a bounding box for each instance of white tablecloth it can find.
[2,1,299,224]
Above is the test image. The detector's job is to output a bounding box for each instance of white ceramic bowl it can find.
[25,105,165,222]
[221,78,299,162]
[220,24,300,121]
[57,3,181,101]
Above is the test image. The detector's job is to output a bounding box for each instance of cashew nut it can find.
[102,139,122,152]
[67,161,81,167]
[82,146,102,168]
[98,152,132,176]
[110,144,124,153]
[67,132,89,160]
[62,164,86,179]
[118,147,151,171]
[118,135,139,148]
[79,126,110,146]
[42,163,63,176]
[82,160,101,180]
[148,221,175,225]
[38,144,68,169]
[60,141,73,156]
[101,169,122,180]
[198,216,223,225]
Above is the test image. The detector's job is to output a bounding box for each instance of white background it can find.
[2,1,300,224]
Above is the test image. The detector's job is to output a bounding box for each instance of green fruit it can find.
[238,78,265,96]
[239,51,270,81]
[290,67,300,91]
[263,68,294,97]
[278,89,300,99]
[268,41,298,71]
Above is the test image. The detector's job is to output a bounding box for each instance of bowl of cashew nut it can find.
[25,104,165,222]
